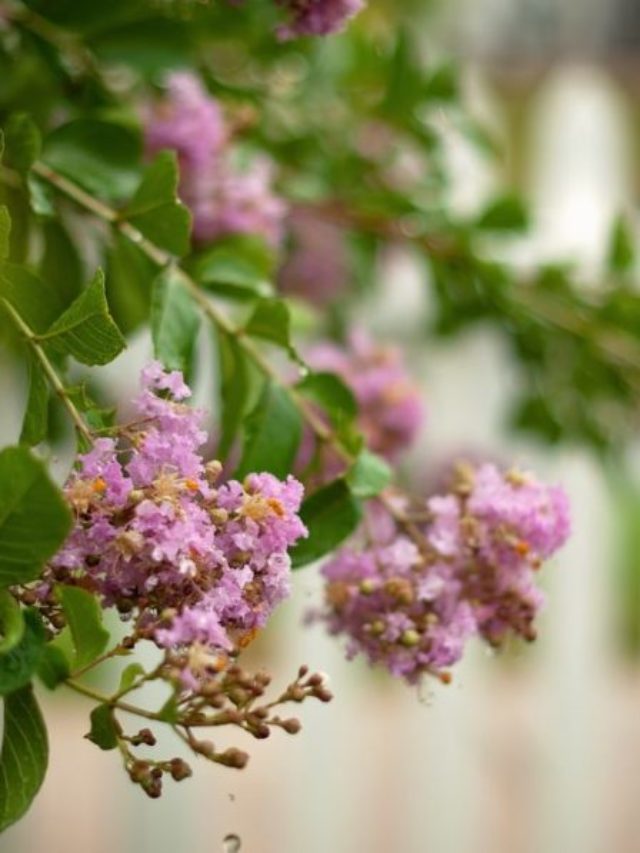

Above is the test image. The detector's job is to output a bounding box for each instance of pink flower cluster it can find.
[307,330,424,462]
[278,207,349,306]
[144,73,286,246]
[275,0,365,39]
[48,363,307,677]
[319,462,570,683]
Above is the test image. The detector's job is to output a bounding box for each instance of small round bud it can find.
[169,758,192,781]
[129,760,148,784]
[205,460,223,482]
[218,748,249,769]
[139,728,156,746]
[281,717,301,735]
[313,686,333,703]
[400,629,420,648]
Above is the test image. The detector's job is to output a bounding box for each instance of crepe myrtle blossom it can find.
[42,362,307,685]
[318,462,570,683]
[278,206,349,306]
[307,329,424,462]
[144,72,286,246]
[275,0,365,39]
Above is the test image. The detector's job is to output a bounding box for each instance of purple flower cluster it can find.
[145,73,286,246]
[319,462,570,683]
[48,363,307,681]
[307,329,424,462]
[278,207,349,306]
[275,0,365,39]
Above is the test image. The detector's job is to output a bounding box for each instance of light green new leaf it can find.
[0,686,48,833]
[151,267,199,375]
[118,663,145,694]
[245,297,301,363]
[0,447,72,587]
[190,236,275,300]
[0,591,24,656]
[124,151,191,256]
[41,270,126,365]
[292,480,362,569]
[347,450,392,498]
[57,586,110,671]
[296,371,358,426]
[20,354,49,447]
[235,383,302,479]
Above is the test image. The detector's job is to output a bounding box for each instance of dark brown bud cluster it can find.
[127,755,193,799]
[159,657,333,749]
[94,659,333,800]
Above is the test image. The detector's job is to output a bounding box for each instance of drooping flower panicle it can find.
[307,329,424,462]
[145,72,286,246]
[275,0,365,39]
[319,462,570,683]
[46,362,307,680]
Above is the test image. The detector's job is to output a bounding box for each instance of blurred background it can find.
[4,0,640,851]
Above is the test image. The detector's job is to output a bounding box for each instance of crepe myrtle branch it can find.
[64,654,331,797]
[26,160,430,549]
[302,198,640,386]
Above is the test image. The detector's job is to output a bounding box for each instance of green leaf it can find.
[65,384,116,437]
[57,586,110,671]
[0,207,10,261]
[296,371,358,426]
[244,298,294,355]
[86,704,118,751]
[190,236,275,299]
[424,63,459,102]
[27,173,56,218]
[0,686,48,833]
[118,662,145,693]
[0,262,64,333]
[150,267,199,375]
[607,215,635,275]
[291,480,362,569]
[157,694,179,723]
[43,119,142,202]
[41,269,126,365]
[37,645,70,690]
[347,450,392,498]
[124,152,191,256]
[39,219,84,308]
[0,610,46,696]
[0,592,24,655]
[4,114,42,176]
[0,447,72,587]
[20,354,49,447]
[475,195,529,232]
[105,233,156,335]
[235,383,302,479]
[216,331,253,459]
